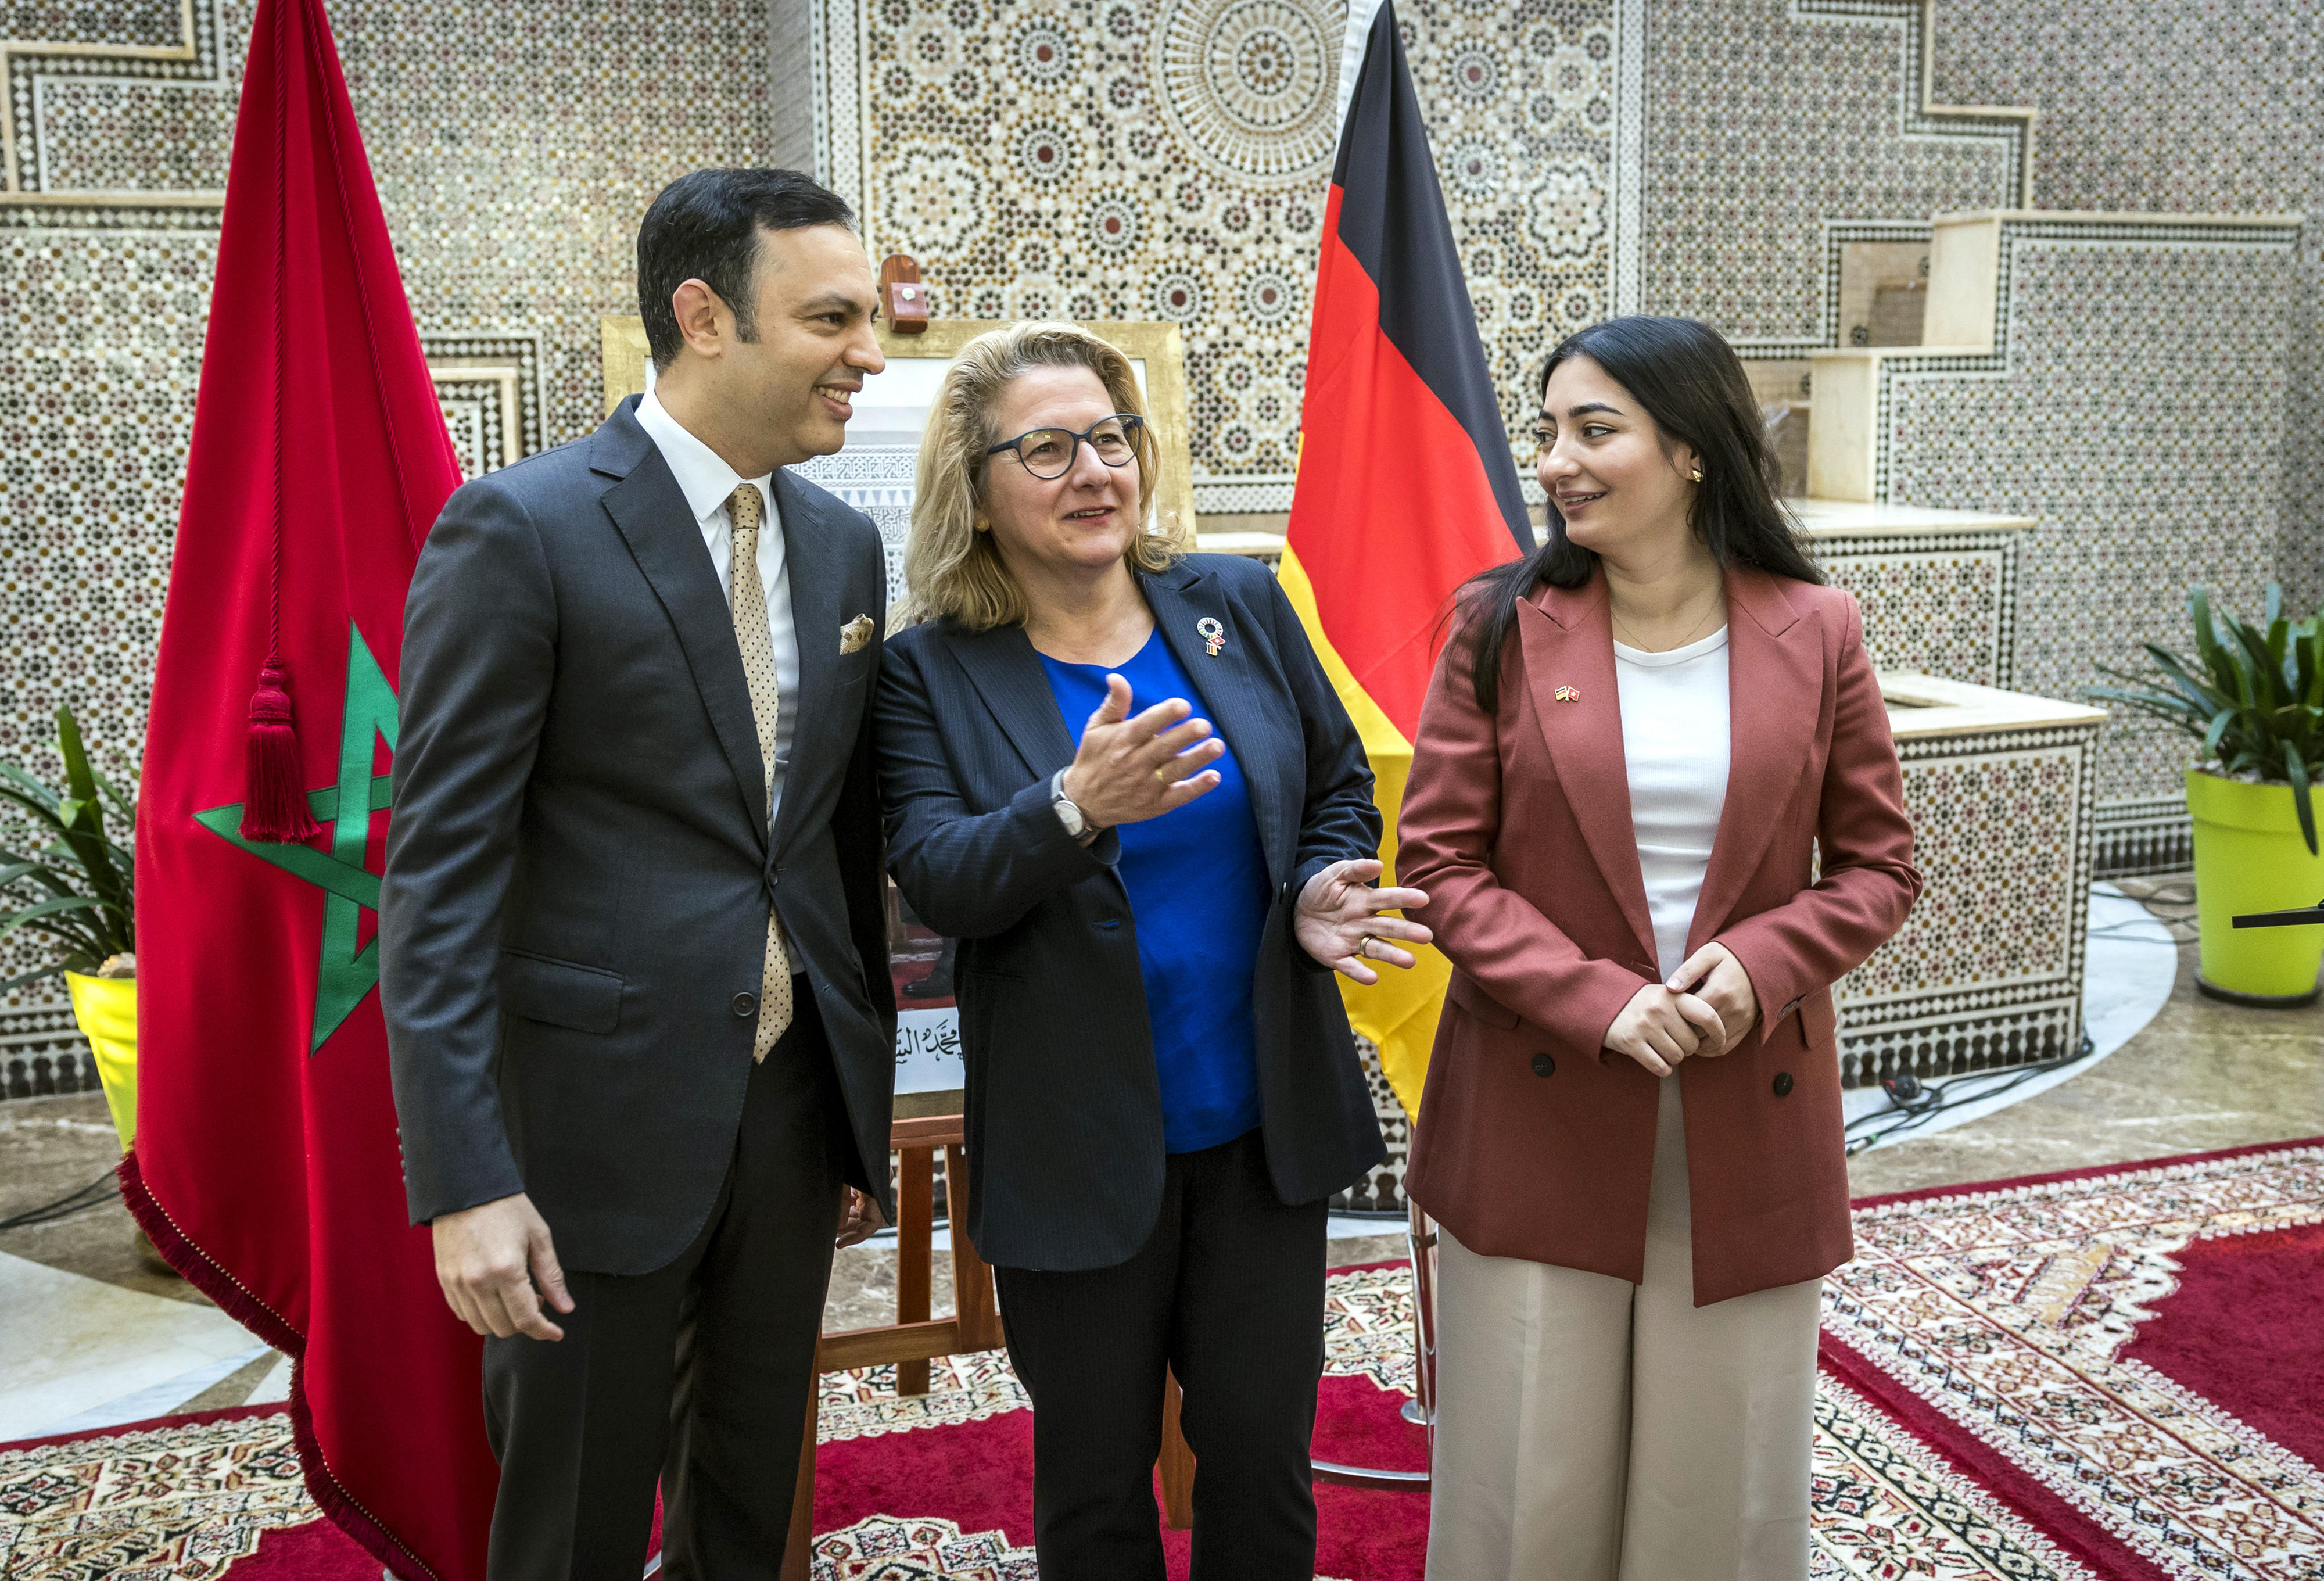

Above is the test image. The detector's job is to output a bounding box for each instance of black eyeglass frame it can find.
[984,413,1148,481]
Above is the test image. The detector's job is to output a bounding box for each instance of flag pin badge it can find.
[1197,617,1226,657]
[1554,686,1580,703]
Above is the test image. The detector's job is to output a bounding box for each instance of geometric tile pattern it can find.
[1874,220,2299,858]
[1816,529,2021,688]
[1835,722,2100,1088]
[0,0,779,1057]
[1640,0,2025,352]
[816,0,1618,513]
[1925,0,2324,615]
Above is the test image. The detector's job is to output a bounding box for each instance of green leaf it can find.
[56,707,100,820]
[0,960,67,991]
[0,762,60,815]
[2289,741,2318,857]
[90,767,138,832]
[0,892,104,945]
[0,784,67,834]
[2228,619,2285,707]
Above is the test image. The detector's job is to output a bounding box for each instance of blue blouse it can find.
[1038,630,1271,1153]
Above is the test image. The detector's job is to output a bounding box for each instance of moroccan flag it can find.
[1283,0,1533,1116]
[119,1,490,1576]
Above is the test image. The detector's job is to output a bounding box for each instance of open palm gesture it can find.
[1294,859,1432,984]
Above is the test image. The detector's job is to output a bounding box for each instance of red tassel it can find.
[240,658,324,842]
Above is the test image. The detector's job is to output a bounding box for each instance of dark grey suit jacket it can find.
[876,554,1386,1272]
[381,396,897,1276]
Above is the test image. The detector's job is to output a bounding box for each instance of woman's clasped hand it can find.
[1603,938,1763,1076]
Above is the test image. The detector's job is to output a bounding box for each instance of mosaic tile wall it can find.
[1873,220,2299,870]
[1924,0,2324,619]
[817,0,1622,513]
[1834,720,2100,1087]
[1637,0,2025,353]
[1815,529,2020,689]
[0,0,778,1081]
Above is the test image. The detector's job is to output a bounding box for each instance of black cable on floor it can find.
[1845,1029,2100,1157]
[0,1168,120,1232]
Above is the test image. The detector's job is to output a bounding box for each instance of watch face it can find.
[1056,797,1085,836]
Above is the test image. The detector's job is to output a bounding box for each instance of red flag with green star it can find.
[120,1,492,1576]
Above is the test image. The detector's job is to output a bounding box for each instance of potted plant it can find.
[2089,583,2323,1005]
[1,706,139,1146]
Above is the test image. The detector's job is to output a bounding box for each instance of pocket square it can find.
[839,614,875,655]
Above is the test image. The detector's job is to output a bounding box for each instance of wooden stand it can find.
[780,1116,1002,1578]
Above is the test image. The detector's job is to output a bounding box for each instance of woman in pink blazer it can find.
[1398,316,1920,1580]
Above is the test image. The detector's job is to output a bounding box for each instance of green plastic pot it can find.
[2187,769,2324,1005]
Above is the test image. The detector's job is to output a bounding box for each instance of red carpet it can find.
[1825,1136,2324,1580]
[11,1143,2322,1578]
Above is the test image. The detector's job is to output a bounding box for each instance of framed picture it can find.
[598,317,1196,1098]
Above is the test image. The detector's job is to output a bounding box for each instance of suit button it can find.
[1530,1052,1556,1078]
[1773,1071,1794,1097]
[732,992,757,1017]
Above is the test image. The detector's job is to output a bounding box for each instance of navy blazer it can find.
[876,554,1387,1271]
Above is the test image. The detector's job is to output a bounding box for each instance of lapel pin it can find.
[1554,685,1580,703]
[1196,616,1226,657]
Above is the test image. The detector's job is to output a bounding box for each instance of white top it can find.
[1613,625,1732,983]
[634,388,799,822]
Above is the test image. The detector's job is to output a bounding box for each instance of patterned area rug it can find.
[1825,1138,2324,1580]
[6,1141,2317,1579]
[0,1405,312,1580]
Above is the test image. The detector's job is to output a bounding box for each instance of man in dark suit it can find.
[380,167,896,1580]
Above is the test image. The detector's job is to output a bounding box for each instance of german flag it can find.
[1282,0,1532,1116]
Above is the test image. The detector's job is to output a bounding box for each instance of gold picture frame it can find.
[598,316,1197,539]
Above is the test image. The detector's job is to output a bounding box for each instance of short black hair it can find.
[636,168,858,371]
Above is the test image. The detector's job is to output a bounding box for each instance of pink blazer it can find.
[1398,566,1920,1305]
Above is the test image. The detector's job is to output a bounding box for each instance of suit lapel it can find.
[770,468,845,859]
[1517,578,1658,966]
[594,403,767,840]
[947,621,1079,781]
[1688,567,1823,952]
[1143,562,1293,887]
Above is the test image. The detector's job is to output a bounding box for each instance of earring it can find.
[973,519,990,533]
[1690,468,1704,482]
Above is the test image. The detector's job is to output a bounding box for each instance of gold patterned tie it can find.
[726,483,795,1060]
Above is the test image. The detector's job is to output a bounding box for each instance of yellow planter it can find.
[63,971,137,1152]
[2187,769,2324,1005]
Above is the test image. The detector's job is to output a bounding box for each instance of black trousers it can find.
[994,1129,1329,1581]
[480,991,848,1581]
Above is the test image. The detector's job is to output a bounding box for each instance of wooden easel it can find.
[778,1116,1202,1576]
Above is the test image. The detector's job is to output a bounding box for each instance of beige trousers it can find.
[1425,1076,1823,1581]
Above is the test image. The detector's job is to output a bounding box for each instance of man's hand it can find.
[1666,942,1759,1056]
[835,1188,886,1250]
[431,1192,572,1342]
[1602,984,1726,1078]
[1293,859,1432,984]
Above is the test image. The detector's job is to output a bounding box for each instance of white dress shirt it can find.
[634,389,799,824]
[1613,625,1731,983]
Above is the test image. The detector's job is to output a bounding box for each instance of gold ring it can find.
[1153,766,1171,784]
[1358,935,1376,959]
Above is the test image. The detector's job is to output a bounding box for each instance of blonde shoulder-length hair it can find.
[896,321,1189,632]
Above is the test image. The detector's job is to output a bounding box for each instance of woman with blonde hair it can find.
[876,321,1426,1579]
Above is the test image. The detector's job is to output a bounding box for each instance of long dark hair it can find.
[1458,316,1822,714]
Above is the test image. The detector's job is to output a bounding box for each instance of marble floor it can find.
[0,876,2314,1433]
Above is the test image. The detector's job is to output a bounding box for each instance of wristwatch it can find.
[1050,768,1102,846]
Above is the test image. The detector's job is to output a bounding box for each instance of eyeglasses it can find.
[985,414,1146,481]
